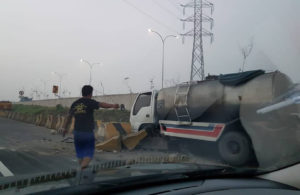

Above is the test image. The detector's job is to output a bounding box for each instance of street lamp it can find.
[124,77,132,94]
[100,81,105,95]
[51,72,66,98]
[80,58,101,85]
[148,29,178,88]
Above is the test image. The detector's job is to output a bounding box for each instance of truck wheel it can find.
[143,125,154,137]
[218,131,252,166]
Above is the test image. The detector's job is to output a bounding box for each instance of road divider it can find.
[67,117,75,133]
[45,115,53,129]
[0,111,7,118]
[7,112,12,119]
[39,115,47,127]
[122,130,147,150]
[95,136,121,152]
[55,116,63,131]
[95,120,105,140]
[95,122,147,151]
[1,111,148,152]
[35,114,42,126]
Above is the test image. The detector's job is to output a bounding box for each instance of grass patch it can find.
[12,104,130,122]
[12,104,69,115]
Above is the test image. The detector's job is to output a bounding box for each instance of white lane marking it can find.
[0,161,14,177]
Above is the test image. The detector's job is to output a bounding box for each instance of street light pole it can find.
[80,58,101,85]
[148,29,178,89]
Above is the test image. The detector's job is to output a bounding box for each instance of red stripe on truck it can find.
[166,124,224,138]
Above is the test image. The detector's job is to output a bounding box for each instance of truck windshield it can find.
[133,92,152,115]
[0,0,299,194]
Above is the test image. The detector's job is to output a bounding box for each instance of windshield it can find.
[0,0,299,194]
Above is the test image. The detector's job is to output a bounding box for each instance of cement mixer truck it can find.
[130,70,300,167]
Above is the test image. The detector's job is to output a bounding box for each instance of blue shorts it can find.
[73,131,95,159]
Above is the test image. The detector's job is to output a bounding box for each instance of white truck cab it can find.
[130,91,158,132]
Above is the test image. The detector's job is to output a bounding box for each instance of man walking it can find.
[62,85,119,170]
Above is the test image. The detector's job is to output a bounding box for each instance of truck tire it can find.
[140,124,158,137]
[143,125,154,137]
[218,131,252,166]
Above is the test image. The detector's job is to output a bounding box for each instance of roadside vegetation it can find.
[12,104,130,122]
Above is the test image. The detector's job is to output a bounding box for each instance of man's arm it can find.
[99,102,119,109]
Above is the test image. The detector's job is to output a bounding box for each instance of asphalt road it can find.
[0,117,79,177]
[0,117,222,181]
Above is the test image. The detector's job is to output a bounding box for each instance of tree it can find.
[239,37,254,72]
[164,75,181,87]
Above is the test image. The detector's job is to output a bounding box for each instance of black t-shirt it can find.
[70,98,100,132]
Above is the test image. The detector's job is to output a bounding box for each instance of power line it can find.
[151,0,181,19]
[122,0,179,34]
[167,0,182,12]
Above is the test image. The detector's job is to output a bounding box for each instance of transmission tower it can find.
[180,0,214,81]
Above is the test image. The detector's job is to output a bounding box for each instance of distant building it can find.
[19,96,33,102]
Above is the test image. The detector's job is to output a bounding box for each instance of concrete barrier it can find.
[13,112,18,120]
[60,116,66,130]
[30,115,35,123]
[67,117,75,133]
[55,116,62,130]
[10,112,15,119]
[51,116,58,129]
[38,115,47,126]
[35,114,42,126]
[94,122,147,151]
[22,114,29,123]
[45,115,53,129]
[17,113,21,121]
[102,122,133,140]
[104,123,121,140]
[4,111,147,152]
[0,111,8,117]
[12,112,17,120]
[56,116,66,133]
[95,120,105,141]
[20,113,25,122]
[25,114,34,123]
[7,112,13,119]
[95,136,121,152]
[122,130,147,150]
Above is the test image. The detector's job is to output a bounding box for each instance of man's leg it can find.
[80,133,95,170]
[80,157,92,169]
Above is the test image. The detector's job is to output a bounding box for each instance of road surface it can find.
[0,117,81,177]
[0,117,222,180]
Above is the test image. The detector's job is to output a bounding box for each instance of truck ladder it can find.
[174,83,191,122]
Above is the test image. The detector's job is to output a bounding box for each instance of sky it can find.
[0,0,299,101]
